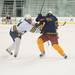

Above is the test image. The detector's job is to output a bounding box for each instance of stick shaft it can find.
[40,0,45,13]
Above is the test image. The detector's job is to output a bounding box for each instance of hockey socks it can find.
[52,44,67,58]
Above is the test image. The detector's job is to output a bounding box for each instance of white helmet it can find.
[48,11,53,14]
[25,14,32,20]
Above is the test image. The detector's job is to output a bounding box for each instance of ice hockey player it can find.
[6,15,35,57]
[37,11,67,59]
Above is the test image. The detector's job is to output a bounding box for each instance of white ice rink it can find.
[0,24,75,75]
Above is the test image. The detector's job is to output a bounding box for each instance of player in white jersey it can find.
[6,15,35,57]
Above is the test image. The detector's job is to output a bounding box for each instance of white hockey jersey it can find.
[10,19,35,34]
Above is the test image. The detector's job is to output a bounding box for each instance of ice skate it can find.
[39,52,45,58]
[63,54,67,59]
[14,54,17,58]
[40,54,44,57]
[6,49,13,55]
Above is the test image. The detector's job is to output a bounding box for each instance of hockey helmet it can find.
[25,14,32,20]
[48,11,53,14]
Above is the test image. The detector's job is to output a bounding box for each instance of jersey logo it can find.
[46,18,52,22]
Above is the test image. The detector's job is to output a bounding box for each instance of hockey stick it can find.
[61,21,67,26]
[40,0,45,14]
[61,18,73,26]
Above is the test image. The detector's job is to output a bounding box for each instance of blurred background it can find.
[0,0,75,17]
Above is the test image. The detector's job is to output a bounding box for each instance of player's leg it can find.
[52,44,67,59]
[6,42,15,55]
[37,37,45,57]
[6,31,18,55]
[6,31,16,55]
[37,35,48,57]
[50,35,67,59]
[14,37,21,57]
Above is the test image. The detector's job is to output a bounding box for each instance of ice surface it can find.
[0,24,75,75]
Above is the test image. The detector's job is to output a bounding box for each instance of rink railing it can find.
[0,17,75,25]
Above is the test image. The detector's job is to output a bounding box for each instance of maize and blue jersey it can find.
[41,15,58,34]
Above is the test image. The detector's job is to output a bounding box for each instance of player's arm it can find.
[30,23,39,33]
[13,25,24,37]
[13,25,17,32]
